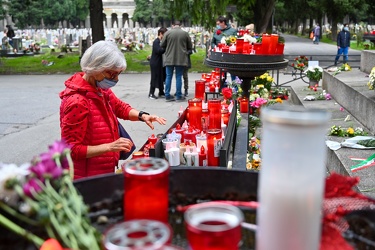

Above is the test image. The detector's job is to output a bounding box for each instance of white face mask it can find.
[344,27,349,31]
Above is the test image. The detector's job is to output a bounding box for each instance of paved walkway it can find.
[0,34,364,166]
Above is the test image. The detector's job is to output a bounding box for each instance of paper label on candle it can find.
[214,139,222,157]
[201,117,209,131]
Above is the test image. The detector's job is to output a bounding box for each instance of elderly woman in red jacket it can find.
[59,40,166,180]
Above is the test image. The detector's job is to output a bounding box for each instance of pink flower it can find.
[250,97,268,108]
[340,107,344,111]
[325,93,332,100]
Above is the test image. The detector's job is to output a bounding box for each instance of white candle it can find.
[257,106,330,250]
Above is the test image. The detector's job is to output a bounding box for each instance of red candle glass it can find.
[195,80,205,100]
[184,203,244,250]
[132,151,145,159]
[206,129,222,166]
[148,134,158,145]
[236,38,244,53]
[208,98,222,130]
[201,73,207,80]
[123,158,169,223]
[269,34,279,54]
[183,127,200,144]
[174,123,186,143]
[222,46,229,53]
[188,98,203,131]
[201,109,209,132]
[243,41,250,54]
[198,145,207,167]
[253,43,262,55]
[276,43,285,55]
[239,97,249,114]
[221,109,230,126]
[262,34,271,54]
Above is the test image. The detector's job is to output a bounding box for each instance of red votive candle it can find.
[206,129,222,167]
[198,145,207,167]
[183,127,200,144]
[208,98,222,130]
[262,34,271,54]
[188,98,203,131]
[236,38,244,53]
[276,43,285,55]
[132,151,145,159]
[253,43,262,55]
[184,203,244,250]
[221,109,230,126]
[269,34,279,54]
[148,134,158,145]
[174,123,186,143]
[195,80,205,100]
[239,97,249,113]
[123,158,169,223]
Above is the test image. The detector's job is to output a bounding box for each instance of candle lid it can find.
[124,158,169,175]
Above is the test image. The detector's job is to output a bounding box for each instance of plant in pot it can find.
[305,65,323,87]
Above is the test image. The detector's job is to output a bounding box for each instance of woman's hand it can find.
[143,115,167,130]
[110,137,134,152]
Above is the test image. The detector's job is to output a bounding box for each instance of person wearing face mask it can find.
[59,40,167,180]
[211,16,237,50]
[335,23,351,66]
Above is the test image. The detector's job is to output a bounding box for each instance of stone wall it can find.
[360,50,375,73]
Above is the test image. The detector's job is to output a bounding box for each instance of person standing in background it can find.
[148,27,167,99]
[335,23,351,66]
[5,25,15,47]
[182,49,192,97]
[211,16,237,49]
[313,23,320,45]
[161,20,192,102]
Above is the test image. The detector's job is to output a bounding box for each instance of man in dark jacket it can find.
[160,20,192,102]
[211,16,237,49]
[335,23,351,66]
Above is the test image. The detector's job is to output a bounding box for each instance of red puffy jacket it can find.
[59,72,133,179]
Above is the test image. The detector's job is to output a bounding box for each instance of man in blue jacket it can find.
[335,23,351,66]
[211,16,237,49]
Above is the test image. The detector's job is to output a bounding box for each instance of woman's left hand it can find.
[144,115,167,130]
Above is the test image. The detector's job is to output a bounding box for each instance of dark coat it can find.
[337,29,350,48]
[160,27,192,67]
[150,37,165,88]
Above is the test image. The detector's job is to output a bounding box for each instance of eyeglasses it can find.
[103,71,122,80]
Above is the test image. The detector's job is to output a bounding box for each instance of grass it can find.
[0,45,212,74]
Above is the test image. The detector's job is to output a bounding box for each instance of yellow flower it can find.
[266,76,273,82]
[275,97,283,103]
[230,36,237,43]
[347,127,354,135]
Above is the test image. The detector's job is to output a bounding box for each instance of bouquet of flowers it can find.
[292,56,309,71]
[220,35,237,46]
[305,65,323,81]
[333,63,352,76]
[0,141,101,249]
[367,66,375,90]
[251,72,274,91]
[222,76,243,102]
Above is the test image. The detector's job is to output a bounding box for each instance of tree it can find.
[8,0,45,28]
[0,0,6,20]
[89,0,104,43]
[132,0,153,27]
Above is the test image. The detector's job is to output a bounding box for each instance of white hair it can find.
[80,40,126,75]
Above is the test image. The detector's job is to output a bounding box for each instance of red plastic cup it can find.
[123,158,169,223]
[184,203,244,250]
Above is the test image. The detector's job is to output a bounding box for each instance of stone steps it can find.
[289,51,375,198]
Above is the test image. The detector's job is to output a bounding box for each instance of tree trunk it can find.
[89,0,105,44]
[253,0,276,33]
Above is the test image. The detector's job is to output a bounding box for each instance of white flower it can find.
[0,163,30,206]
[243,34,257,43]
[220,37,226,44]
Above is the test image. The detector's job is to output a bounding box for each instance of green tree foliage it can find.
[132,0,153,27]
[0,0,6,20]
[8,0,45,28]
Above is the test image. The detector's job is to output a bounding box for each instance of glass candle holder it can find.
[188,98,203,131]
[257,106,330,250]
[103,219,172,250]
[183,127,200,145]
[123,158,170,223]
[148,133,158,145]
[195,80,206,100]
[195,132,207,154]
[239,97,249,114]
[269,34,279,54]
[206,129,222,166]
[261,34,271,54]
[132,151,145,159]
[184,202,244,250]
[253,43,262,55]
[236,38,244,53]
[221,109,230,126]
[208,98,221,130]
[276,43,285,55]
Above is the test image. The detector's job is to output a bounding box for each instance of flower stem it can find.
[0,202,39,226]
[0,213,44,247]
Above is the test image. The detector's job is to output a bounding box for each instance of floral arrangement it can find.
[252,84,270,99]
[269,87,289,100]
[251,72,274,91]
[329,125,368,137]
[333,63,352,76]
[305,65,323,81]
[367,66,375,90]
[292,56,309,71]
[222,76,243,104]
[246,136,261,170]
[0,141,101,249]
[220,35,237,46]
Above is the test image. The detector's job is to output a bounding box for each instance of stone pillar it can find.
[118,16,123,29]
[106,16,112,29]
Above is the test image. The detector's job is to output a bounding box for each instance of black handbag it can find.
[118,120,136,160]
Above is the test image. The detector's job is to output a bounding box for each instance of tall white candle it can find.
[256,106,330,250]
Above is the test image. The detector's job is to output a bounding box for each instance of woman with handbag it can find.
[59,40,166,180]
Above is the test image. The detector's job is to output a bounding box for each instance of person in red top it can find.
[59,40,166,179]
